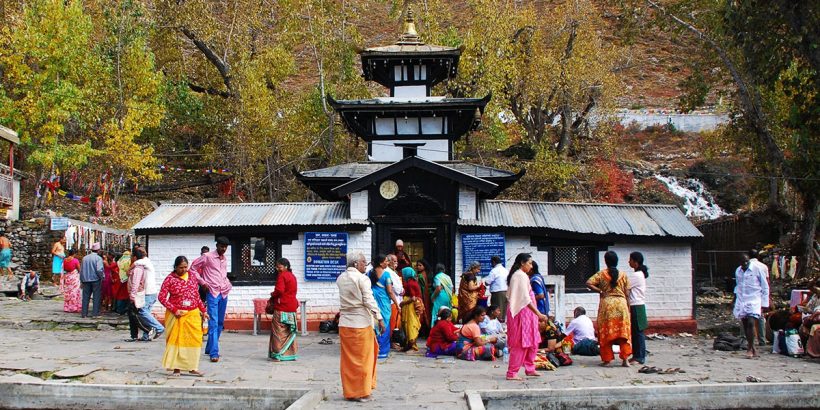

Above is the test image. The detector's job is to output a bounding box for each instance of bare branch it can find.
[187,82,232,98]
[180,26,235,97]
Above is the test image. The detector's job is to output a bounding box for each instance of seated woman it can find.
[426,308,460,358]
[457,306,498,361]
[539,317,562,352]
[799,282,820,358]
[480,305,505,340]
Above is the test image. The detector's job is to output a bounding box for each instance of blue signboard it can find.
[461,233,505,276]
[50,217,69,231]
[305,232,348,281]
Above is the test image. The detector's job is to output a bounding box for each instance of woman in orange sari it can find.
[586,251,632,367]
[457,262,483,323]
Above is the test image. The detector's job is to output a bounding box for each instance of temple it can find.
[134,10,701,332]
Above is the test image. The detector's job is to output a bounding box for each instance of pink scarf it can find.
[507,269,531,317]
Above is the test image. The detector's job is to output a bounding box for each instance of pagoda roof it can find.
[361,43,461,56]
[296,159,524,201]
[332,156,496,196]
[328,94,490,142]
[328,95,489,109]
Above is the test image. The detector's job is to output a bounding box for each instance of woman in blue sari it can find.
[370,254,401,359]
[430,263,454,328]
[529,261,550,316]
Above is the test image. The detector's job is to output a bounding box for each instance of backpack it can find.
[713,332,744,351]
[555,351,573,366]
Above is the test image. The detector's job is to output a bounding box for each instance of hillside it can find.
[14,0,738,228]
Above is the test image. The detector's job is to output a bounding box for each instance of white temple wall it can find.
[561,243,693,325]
[145,229,372,320]
[369,139,449,161]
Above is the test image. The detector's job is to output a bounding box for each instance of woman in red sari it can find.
[269,258,299,361]
[586,251,632,367]
[105,252,127,314]
[62,249,82,313]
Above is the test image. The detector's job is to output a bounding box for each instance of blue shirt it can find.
[530,273,549,315]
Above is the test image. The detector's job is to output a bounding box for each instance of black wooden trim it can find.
[457,225,700,243]
[134,224,368,236]
[331,156,497,196]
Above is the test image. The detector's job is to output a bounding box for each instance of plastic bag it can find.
[786,333,804,356]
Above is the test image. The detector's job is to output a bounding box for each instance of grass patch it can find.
[21,370,55,380]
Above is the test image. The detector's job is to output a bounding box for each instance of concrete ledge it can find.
[0,382,322,410]
[287,389,325,410]
[470,382,820,409]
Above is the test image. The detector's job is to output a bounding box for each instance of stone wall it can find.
[0,217,63,278]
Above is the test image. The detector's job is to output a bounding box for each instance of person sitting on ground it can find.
[539,316,563,352]
[798,281,820,358]
[457,306,499,361]
[426,308,460,358]
[480,305,506,343]
[565,306,599,356]
[18,271,39,301]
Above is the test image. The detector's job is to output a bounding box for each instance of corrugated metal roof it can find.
[0,125,20,144]
[133,203,367,231]
[301,162,517,179]
[460,201,702,238]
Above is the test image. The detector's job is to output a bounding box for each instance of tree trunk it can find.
[768,177,779,210]
[796,194,818,278]
[557,104,572,154]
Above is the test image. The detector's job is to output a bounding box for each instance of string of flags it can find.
[158,165,230,174]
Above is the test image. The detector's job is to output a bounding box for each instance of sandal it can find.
[187,370,205,377]
[639,366,660,374]
[319,338,329,345]
[210,356,220,363]
[506,376,523,381]
[525,372,542,377]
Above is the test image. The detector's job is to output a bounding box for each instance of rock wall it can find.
[0,217,63,278]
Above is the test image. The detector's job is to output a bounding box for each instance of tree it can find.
[452,0,622,156]
[645,0,819,276]
[149,0,300,201]
[0,0,103,187]
[95,0,164,184]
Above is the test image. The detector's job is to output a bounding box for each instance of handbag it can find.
[133,290,146,309]
[265,296,276,315]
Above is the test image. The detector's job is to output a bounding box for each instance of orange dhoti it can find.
[389,304,399,332]
[339,326,378,399]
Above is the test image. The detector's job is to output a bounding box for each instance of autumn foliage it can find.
[590,159,634,203]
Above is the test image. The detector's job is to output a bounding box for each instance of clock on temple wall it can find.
[379,180,399,199]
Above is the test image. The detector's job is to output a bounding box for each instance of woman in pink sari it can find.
[62,249,82,313]
[505,253,548,380]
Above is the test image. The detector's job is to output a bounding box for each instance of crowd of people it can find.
[44,236,236,378]
[335,242,653,401]
[22,232,820,403]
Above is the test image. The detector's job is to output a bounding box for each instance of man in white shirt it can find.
[484,256,509,320]
[734,252,769,358]
[565,306,599,356]
[749,248,770,346]
[337,250,384,402]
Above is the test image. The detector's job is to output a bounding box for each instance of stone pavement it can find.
[0,297,818,409]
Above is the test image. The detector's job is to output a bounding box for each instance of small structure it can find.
[134,12,702,332]
[0,125,23,220]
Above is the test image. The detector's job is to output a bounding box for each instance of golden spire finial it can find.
[397,4,422,45]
